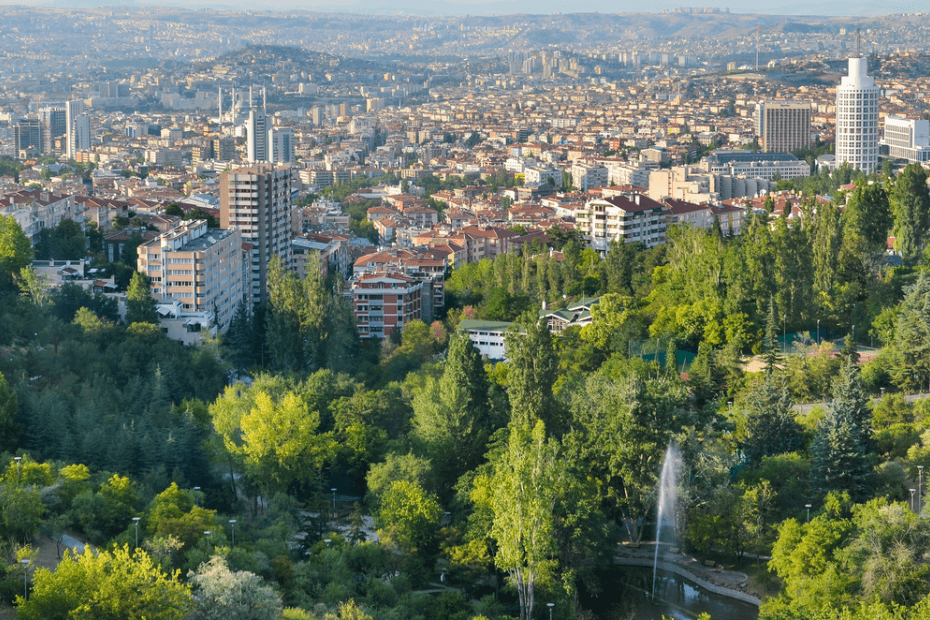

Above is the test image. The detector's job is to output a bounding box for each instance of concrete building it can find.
[213,136,237,162]
[14,118,42,156]
[246,108,269,163]
[270,127,295,164]
[649,166,774,203]
[881,116,930,163]
[754,100,812,153]
[575,194,668,251]
[38,105,66,154]
[65,100,90,159]
[458,319,512,360]
[835,56,880,175]
[571,163,609,192]
[351,271,431,340]
[220,165,293,305]
[136,219,244,334]
[700,151,811,181]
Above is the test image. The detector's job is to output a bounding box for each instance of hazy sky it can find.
[48,0,928,16]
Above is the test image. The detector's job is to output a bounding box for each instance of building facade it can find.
[835,56,880,175]
[351,272,430,340]
[65,100,90,159]
[881,116,930,163]
[754,100,812,153]
[246,108,269,163]
[219,165,293,304]
[576,195,668,251]
[136,219,244,333]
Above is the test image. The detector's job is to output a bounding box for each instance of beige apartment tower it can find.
[136,220,244,332]
[220,165,293,305]
[754,101,812,153]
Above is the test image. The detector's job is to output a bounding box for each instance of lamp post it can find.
[193,487,201,507]
[14,456,21,483]
[204,530,212,551]
[548,602,555,620]
[331,488,337,520]
[917,465,924,516]
[229,519,236,547]
[816,319,820,345]
[20,559,29,601]
[783,315,786,354]
[911,489,917,512]
[805,504,812,523]
[132,516,141,549]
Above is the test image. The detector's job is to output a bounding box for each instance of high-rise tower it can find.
[65,100,90,159]
[835,55,880,174]
[246,107,268,163]
[754,101,812,153]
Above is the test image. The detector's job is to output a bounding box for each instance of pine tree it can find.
[225,298,256,375]
[810,358,874,501]
[891,163,930,264]
[743,373,803,465]
[762,297,781,375]
[125,272,158,324]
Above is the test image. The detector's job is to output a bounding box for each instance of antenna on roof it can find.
[857,26,861,58]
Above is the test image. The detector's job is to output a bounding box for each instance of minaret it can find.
[218,87,222,125]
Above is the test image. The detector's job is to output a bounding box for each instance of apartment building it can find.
[219,165,293,305]
[571,163,608,192]
[699,151,811,181]
[351,272,431,340]
[136,219,244,334]
[576,194,668,251]
[754,100,812,153]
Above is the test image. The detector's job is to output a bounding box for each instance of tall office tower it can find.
[269,127,295,164]
[220,165,293,305]
[754,101,812,153]
[65,100,90,159]
[14,118,42,155]
[881,116,930,163]
[835,56,880,174]
[310,106,323,126]
[246,107,268,163]
[38,106,66,153]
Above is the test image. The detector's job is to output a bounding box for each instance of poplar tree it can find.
[891,163,930,264]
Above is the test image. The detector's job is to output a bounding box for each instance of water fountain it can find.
[652,443,681,601]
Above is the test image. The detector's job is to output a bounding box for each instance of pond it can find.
[579,566,760,620]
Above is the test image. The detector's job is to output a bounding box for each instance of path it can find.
[795,391,930,414]
[615,542,761,605]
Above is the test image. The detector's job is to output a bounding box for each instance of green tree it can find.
[126,271,158,324]
[889,272,930,391]
[189,556,282,620]
[0,214,34,290]
[891,163,930,264]
[411,332,494,495]
[0,373,19,452]
[489,421,566,620]
[376,479,441,556]
[811,359,874,502]
[743,373,803,466]
[16,545,192,620]
[505,317,559,433]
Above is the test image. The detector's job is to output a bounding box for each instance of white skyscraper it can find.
[269,127,295,164]
[65,100,90,159]
[246,107,268,163]
[835,56,880,175]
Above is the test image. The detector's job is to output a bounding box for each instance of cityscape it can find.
[0,5,930,620]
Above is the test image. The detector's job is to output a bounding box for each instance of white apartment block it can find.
[576,195,668,251]
[571,163,608,192]
[136,219,244,333]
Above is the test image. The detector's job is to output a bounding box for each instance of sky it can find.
[40,0,926,16]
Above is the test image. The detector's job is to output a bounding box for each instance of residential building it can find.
[136,219,244,335]
[213,136,237,162]
[835,55,880,174]
[754,100,812,153]
[881,116,930,163]
[458,319,512,360]
[539,297,599,333]
[38,105,66,154]
[270,127,295,164]
[351,272,432,340]
[220,165,293,304]
[571,163,608,192]
[575,194,668,251]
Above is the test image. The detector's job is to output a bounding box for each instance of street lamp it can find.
[14,456,21,483]
[783,314,786,354]
[331,488,337,520]
[805,504,812,523]
[229,519,236,547]
[548,602,555,620]
[817,319,820,345]
[193,487,201,507]
[917,465,924,515]
[911,489,917,512]
[204,530,212,551]
[132,517,141,549]
[20,559,29,601]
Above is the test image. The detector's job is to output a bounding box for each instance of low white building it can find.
[459,319,512,360]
